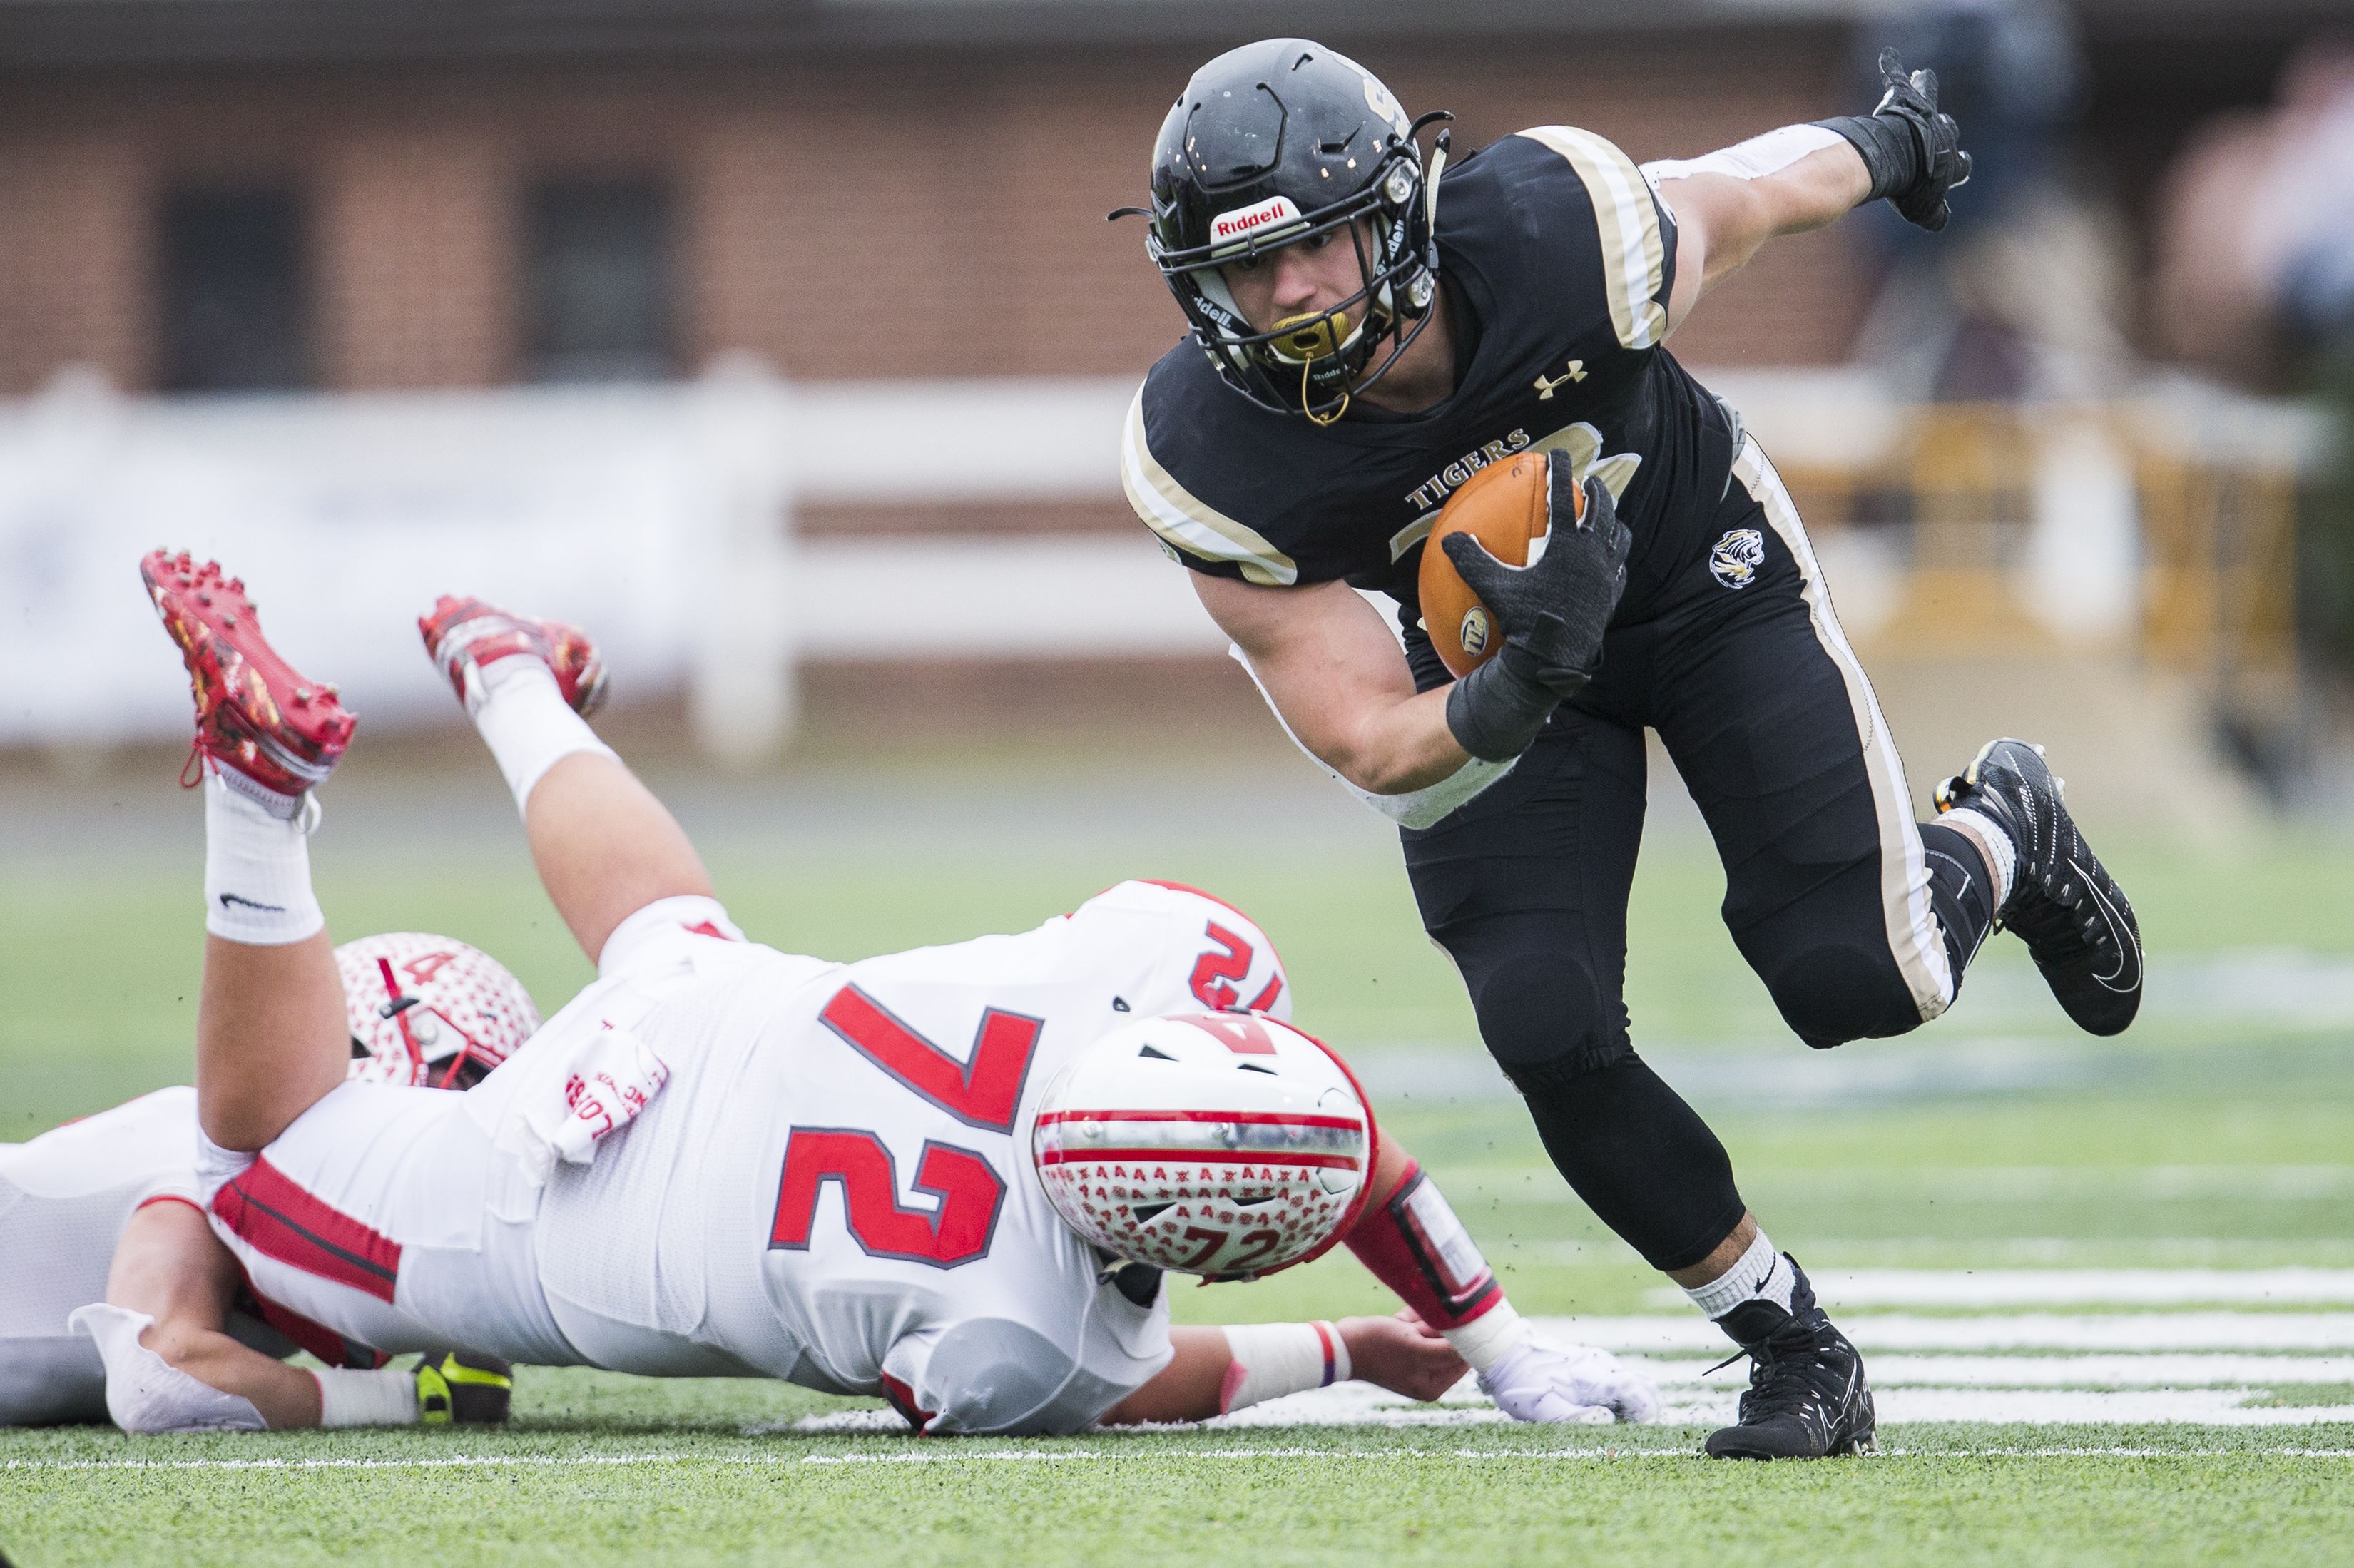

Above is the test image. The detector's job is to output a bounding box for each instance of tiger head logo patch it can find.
[1708,529,1766,590]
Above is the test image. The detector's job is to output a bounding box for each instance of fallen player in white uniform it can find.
[0,935,538,1430]
[98,554,1658,1435]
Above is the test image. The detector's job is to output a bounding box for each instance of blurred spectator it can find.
[2154,39,2354,669]
[1845,0,2136,403]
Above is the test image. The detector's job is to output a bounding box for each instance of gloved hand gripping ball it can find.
[1421,449,1631,761]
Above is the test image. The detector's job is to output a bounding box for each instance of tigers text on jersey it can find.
[0,1089,203,1423]
[1124,125,1743,664]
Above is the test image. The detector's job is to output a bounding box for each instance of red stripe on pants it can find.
[212,1156,403,1305]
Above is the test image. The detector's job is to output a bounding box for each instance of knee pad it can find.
[1764,944,1923,1049]
[1462,955,1631,1093]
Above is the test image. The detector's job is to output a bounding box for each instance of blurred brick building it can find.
[0,8,1888,397]
[0,0,2340,399]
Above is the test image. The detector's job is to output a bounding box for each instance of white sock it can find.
[469,660,617,817]
[1682,1230,1796,1322]
[1939,805,2016,910]
[314,1365,421,1427]
[204,771,325,945]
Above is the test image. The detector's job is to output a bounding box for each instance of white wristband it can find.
[315,1365,422,1427]
[1442,1299,1534,1375]
[1218,1321,1352,1414]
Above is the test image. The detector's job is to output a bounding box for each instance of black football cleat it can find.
[416,1350,514,1425]
[1703,1257,1877,1460]
[1936,738,2143,1036]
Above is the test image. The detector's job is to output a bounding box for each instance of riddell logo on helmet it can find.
[1210,195,1304,247]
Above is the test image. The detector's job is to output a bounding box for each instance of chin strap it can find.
[1302,357,1349,426]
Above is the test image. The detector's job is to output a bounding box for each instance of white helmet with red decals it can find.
[337,932,540,1090]
[1031,1012,1375,1281]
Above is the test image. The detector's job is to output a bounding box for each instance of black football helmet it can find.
[1119,39,1449,423]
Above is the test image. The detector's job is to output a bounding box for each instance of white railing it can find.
[0,362,1208,761]
[0,361,2327,761]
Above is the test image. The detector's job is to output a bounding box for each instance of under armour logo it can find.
[1532,360,1586,399]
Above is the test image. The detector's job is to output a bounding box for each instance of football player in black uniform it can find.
[1117,39,2145,1459]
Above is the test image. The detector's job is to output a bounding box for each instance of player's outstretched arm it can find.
[1648,47,1971,334]
[81,1199,515,1433]
[1338,1131,1661,1424]
[83,1199,321,1430]
[419,599,715,965]
[1096,1318,1464,1426]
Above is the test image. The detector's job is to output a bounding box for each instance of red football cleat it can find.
[141,549,355,815]
[417,596,608,718]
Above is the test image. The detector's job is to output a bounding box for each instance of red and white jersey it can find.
[531,879,1290,1435]
[0,1089,202,1423]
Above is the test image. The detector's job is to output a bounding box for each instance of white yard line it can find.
[1631,1354,2354,1387]
[1661,1268,2354,1308]
[1447,1166,2354,1203]
[8,1445,2353,1474]
[1218,1381,2354,1430]
[1533,1313,2354,1353]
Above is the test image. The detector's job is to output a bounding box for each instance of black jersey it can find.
[1122,126,1741,621]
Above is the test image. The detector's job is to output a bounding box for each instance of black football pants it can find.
[1400,441,1994,1271]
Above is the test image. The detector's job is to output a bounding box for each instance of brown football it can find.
[1418,449,1581,678]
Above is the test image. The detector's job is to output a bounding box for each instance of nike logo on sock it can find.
[218,892,288,913]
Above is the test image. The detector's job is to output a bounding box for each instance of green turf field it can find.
[4,754,2351,1566]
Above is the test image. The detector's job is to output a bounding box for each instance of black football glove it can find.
[1440,453,1631,763]
[1813,47,1973,233]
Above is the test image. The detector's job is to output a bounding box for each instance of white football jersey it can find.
[532,880,1291,1435]
[0,1088,203,1423]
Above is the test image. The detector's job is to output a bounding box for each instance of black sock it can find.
[1919,820,1998,990]
[1516,1055,1747,1273]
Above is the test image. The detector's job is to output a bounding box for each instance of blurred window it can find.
[524,179,676,382]
[157,185,313,393]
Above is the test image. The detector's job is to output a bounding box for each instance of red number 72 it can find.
[767,985,1043,1268]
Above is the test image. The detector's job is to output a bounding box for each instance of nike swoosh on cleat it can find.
[218,892,287,912]
[2071,859,2140,990]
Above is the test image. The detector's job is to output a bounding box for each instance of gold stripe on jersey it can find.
[1121,387,1300,586]
[1519,126,1667,352]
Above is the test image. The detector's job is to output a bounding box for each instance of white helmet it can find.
[337,932,540,1089]
[1032,1012,1375,1281]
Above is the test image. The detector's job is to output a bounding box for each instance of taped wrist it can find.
[1445,645,1569,762]
[1218,1321,1352,1413]
[1812,113,1922,205]
[1444,1299,1536,1375]
[315,1365,423,1427]
[1342,1161,1502,1332]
